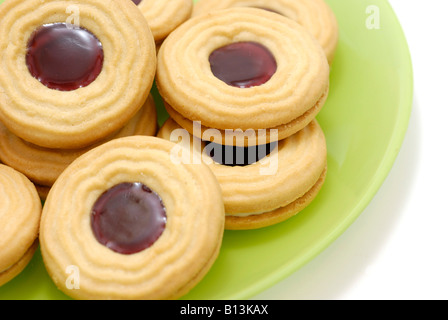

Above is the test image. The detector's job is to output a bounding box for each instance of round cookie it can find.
[40,136,225,300]
[0,0,156,149]
[157,118,327,230]
[0,94,158,188]
[156,7,329,146]
[0,164,42,286]
[134,0,193,43]
[192,0,339,63]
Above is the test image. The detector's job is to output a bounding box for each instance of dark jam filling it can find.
[26,23,104,91]
[209,41,277,88]
[204,141,277,166]
[132,0,142,5]
[91,182,167,255]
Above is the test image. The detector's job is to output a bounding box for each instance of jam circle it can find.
[209,41,277,88]
[91,182,167,255]
[204,141,278,166]
[132,0,142,5]
[26,23,104,91]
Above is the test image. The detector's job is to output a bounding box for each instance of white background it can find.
[253,0,448,300]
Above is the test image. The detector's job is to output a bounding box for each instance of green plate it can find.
[0,0,412,300]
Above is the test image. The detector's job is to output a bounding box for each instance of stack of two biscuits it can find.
[156,5,337,230]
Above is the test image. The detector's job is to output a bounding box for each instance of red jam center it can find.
[132,0,142,5]
[209,41,277,88]
[26,23,104,91]
[204,141,277,166]
[91,182,167,255]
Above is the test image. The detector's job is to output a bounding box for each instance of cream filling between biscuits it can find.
[164,85,329,147]
[0,242,31,275]
[225,196,295,217]
[0,264,13,275]
[224,166,326,218]
[0,240,36,274]
[225,211,266,217]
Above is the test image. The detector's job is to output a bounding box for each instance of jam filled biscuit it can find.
[156,8,329,146]
[0,94,158,189]
[40,136,225,300]
[158,118,327,230]
[0,0,156,149]
[192,0,339,63]
[134,0,193,43]
[0,164,42,286]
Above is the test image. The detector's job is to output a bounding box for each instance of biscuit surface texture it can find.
[0,94,158,187]
[0,0,156,149]
[156,7,329,139]
[40,136,225,300]
[137,0,193,42]
[192,0,339,63]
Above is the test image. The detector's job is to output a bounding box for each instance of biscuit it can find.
[157,118,327,230]
[0,0,156,149]
[0,94,158,188]
[39,136,225,300]
[134,0,193,43]
[156,8,329,146]
[0,240,39,287]
[163,87,328,147]
[192,0,339,63]
[0,164,42,286]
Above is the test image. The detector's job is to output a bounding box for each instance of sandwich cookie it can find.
[156,7,329,147]
[158,118,327,230]
[192,0,339,63]
[0,0,156,149]
[40,136,225,299]
[133,0,193,43]
[0,164,42,286]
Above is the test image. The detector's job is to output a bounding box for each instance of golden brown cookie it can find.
[157,118,327,230]
[156,7,329,147]
[0,164,42,286]
[163,87,328,147]
[40,136,225,300]
[0,0,156,149]
[193,0,339,63]
[0,240,39,287]
[0,94,158,188]
[135,0,193,43]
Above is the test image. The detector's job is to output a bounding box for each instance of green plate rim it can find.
[236,0,414,299]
